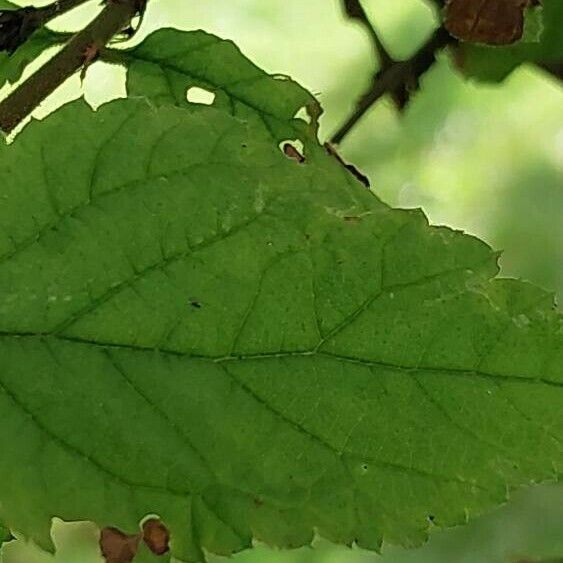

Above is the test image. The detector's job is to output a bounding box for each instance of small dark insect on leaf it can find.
[283,143,305,163]
[189,298,202,309]
[324,142,370,188]
[99,527,141,563]
[444,0,541,45]
[142,518,170,556]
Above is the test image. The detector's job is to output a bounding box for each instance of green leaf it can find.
[457,0,563,81]
[107,28,321,143]
[0,30,561,562]
[1,96,561,560]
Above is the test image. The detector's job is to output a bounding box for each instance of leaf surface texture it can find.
[0,29,561,562]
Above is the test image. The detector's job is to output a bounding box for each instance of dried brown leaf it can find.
[444,0,540,45]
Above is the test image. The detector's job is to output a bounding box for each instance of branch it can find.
[0,0,93,53]
[0,0,145,134]
[331,27,455,144]
[342,0,413,110]
[343,0,393,69]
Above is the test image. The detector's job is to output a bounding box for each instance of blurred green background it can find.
[1,0,562,562]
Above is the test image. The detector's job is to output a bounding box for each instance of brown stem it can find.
[342,0,418,113]
[343,0,393,69]
[343,0,416,111]
[0,0,145,134]
[331,27,455,144]
[0,0,93,53]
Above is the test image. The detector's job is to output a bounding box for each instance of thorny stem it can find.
[0,0,145,134]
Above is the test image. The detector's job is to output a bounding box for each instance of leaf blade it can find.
[0,33,561,561]
[106,28,321,142]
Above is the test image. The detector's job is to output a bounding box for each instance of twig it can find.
[331,27,454,144]
[0,0,93,53]
[343,0,393,69]
[342,0,412,113]
[0,0,146,134]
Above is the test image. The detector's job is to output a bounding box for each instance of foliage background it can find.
[1,0,562,562]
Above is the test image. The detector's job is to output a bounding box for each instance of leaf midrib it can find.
[1,333,560,389]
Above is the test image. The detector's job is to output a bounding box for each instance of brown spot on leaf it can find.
[444,0,541,45]
[282,142,305,163]
[99,527,141,563]
[343,215,362,224]
[142,518,170,556]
